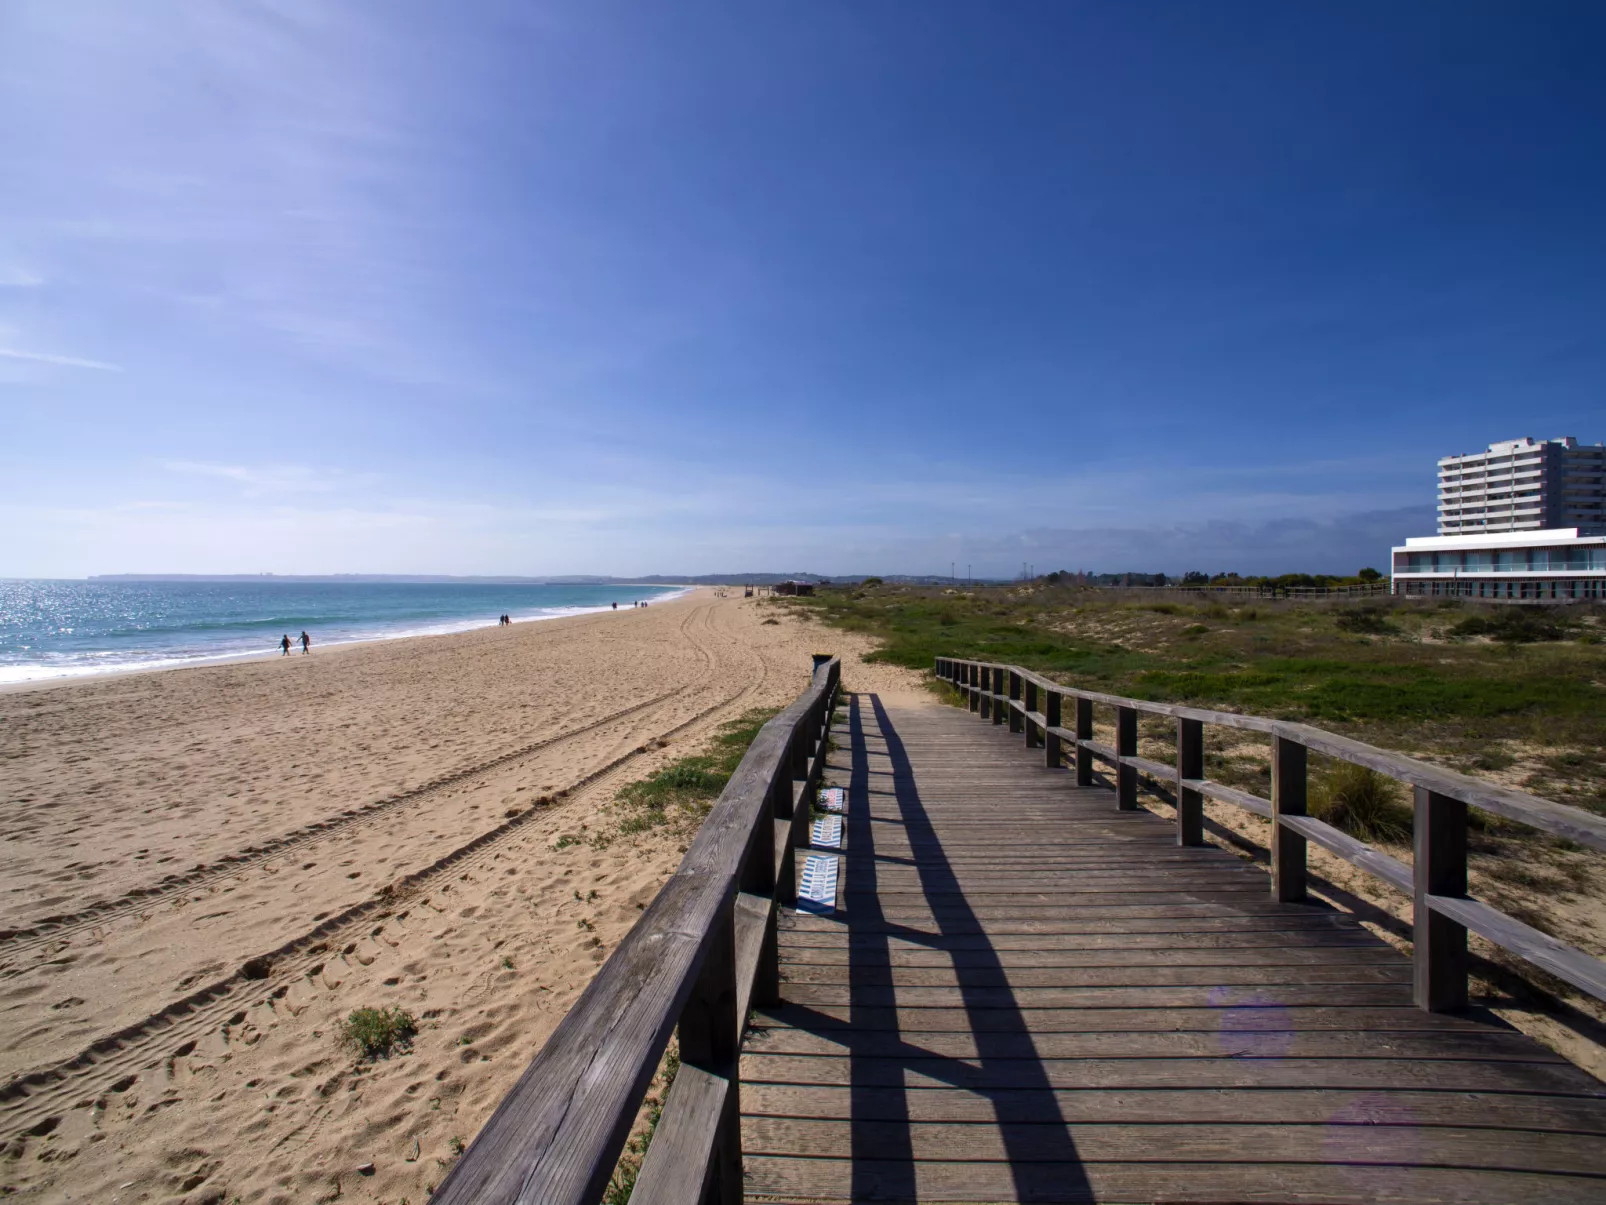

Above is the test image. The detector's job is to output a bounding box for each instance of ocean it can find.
[0,579,687,685]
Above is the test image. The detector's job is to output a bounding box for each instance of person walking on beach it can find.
[300,630,311,654]
[280,634,291,656]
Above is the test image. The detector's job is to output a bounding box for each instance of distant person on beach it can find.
[280,634,291,656]
[611,602,617,610]
[300,630,310,654]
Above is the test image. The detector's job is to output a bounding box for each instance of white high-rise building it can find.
[1437,436,1606,536]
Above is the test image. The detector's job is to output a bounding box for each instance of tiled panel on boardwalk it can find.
[740,693,1606,1203]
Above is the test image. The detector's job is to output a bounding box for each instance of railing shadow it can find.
[826,693,1091,1201]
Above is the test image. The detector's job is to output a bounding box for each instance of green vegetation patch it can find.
[341,1006,417,1060]
[783,583,1606,812]
[1450,607,1575,644]
[614,707,781,835]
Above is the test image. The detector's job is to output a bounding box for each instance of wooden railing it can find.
[935,657,1606,1012]
[434,656,841,1205]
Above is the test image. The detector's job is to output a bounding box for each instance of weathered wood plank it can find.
[777,945,1403,967]
[742,1116,1606,1175]
[743,1026,1560,1063]
[750,1003,1500,1034]
[777,963,1414,987]
[741,1083,1606,1130]
[738,1052,1598,1093]
[1430,893,1606,1001]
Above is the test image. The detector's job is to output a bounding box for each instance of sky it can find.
[2,1,1603,579]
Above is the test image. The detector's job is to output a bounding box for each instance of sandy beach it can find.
[0,589,925,1204]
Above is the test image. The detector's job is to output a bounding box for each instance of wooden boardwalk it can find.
[741,694,1606,1203]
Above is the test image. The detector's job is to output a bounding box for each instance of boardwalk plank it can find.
[741,1084,1606,1131]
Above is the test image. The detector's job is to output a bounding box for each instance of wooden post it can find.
[1271,735,1307,902]
[770,769,797,908]
[1176,717,1204,846]
[1075,697,1094,786]
[969,662,980,712]
[1044,690,1062,769]
[746,771,780,1007]
[677,904,742,1205]
[1116,705,1138,810]
[991,667,1006,726]
[979,666,992,720]
[788,727,809,805]
[1006,670,1022,732]
[1023,678,1038,746]
[1414,787,1468,1011]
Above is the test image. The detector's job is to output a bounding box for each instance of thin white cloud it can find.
[0,347,123,371]
[158,460,358,494]
[0,268,45,287]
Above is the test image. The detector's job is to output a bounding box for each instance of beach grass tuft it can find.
[1310,761,1413,843]
[341,1006,417,1060]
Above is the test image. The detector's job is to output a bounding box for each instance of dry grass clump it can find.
[1310,762,1412,844]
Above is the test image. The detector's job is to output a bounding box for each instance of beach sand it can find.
[0,589,926,1204]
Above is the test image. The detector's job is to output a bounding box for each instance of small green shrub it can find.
[1310,762,1412,843]
[1451,607,1573,644]
[860,576,884,588]
[341,1006,417,1060]
[1335,607,1396,635]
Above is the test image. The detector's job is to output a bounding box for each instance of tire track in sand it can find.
[0,600,777,1138]
[0,603,718,957]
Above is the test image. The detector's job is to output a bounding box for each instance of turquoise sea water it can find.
[0,580,686,684]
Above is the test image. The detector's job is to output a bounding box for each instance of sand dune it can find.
[0,590,925,1204]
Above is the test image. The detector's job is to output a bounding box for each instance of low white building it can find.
[1391,527,1606,601]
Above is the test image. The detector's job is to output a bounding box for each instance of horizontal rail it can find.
[435,656,841,1205]
[937,656,1606,1013]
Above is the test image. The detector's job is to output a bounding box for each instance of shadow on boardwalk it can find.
[825,693,1093,1199]
[742,693,1606,1203]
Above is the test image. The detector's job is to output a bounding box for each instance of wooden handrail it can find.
[936,656,1606,1012]
[434,657,841,1205]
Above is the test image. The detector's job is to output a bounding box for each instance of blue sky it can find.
[2,2,1603,578]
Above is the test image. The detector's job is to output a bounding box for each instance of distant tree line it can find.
[1036,568,1384,588]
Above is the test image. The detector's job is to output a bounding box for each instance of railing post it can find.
[1022,677,1038,745]
[1075,697,1094,786]
[1271,735,1307,902]
[789,723,809,783]
[1116,705,1138,810]
[979,666,992,720]
[968,662,980,712]
[1176,717,1204,846]
[1414,787,1469,1011]
[991,667,1006,726]
[771,766,797,908]
[746,771,781,1009]
[1044,689,1062,768]
[677,903,742,1205]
